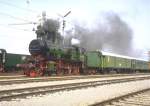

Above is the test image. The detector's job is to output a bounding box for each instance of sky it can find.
[0,0,149,59]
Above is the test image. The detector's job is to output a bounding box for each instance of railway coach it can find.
[84,50,150,74]
[134,59,149,72]
[0,49,28,72]
[5,53,29,71]
[0,49,6,72]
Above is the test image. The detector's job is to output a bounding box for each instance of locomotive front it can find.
[29,39,48,56]
[25,39,47,77]
[25,19,60,76]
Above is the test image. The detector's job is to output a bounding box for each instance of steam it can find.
[42,19,60,32]
[65,12,134,57]
[71,38,80,46]
[38,12,147,59]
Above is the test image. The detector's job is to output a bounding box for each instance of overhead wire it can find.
[0,23,34,32]
[0,11,32,22]
[0,0,40,24]
[0,0,39,13]
[0,0,54,20]
[0,1,53,32]
[0,0,38,32]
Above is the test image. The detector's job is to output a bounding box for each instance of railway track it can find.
[0,75,26,79]
[91,87,150,106]
[1,75,150,101]
[0,73,150,85]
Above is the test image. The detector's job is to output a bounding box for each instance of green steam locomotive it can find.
[24,19,149,77]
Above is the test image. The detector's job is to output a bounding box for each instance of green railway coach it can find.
[85,51,101,68]
[84,51,102,74]
[102,55,115,71]
[125,58,132,69]
[85,50,149,74]
[134,60,149,72]
[5,53,28,70]
[0,49,29,72]
[102,52,132,73]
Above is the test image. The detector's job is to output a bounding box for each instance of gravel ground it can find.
[1,75,150,91]
[1,79,150,106]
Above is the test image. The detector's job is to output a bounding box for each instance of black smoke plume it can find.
[65,12,134,56]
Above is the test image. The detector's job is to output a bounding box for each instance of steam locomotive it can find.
[27,39,84,76]
[24,19,84,77]
[24,19,150,77]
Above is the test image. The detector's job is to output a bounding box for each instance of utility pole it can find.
[61,11,71,46]
[62,11,71,35]
[57,10,71,46]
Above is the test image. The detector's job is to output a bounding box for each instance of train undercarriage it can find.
[23,55,82,77]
